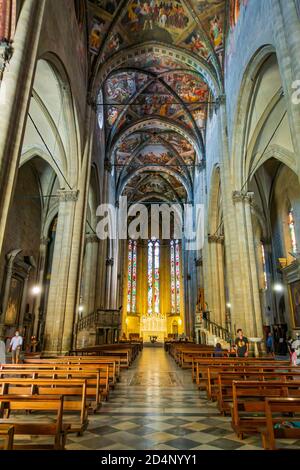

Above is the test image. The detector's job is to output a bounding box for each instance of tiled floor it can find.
[5,347,300,450]
[63,346,299,451]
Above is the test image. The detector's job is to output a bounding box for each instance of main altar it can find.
[140,314,167,342]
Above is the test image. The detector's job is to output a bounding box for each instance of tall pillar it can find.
[208,235,226,327]
[95,161,111,309]
[105,257,114,309]
[0,0,46,254]
[82,234,99,316]
[43,189,79,354]
[232,191,264,339]
[32,237,49,337]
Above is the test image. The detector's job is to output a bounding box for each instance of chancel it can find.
[0,0,300,453]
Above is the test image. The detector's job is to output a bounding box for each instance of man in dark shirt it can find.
[235,329,249,357]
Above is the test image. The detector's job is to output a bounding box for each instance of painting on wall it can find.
[121,0,191,43]
[289,280,300,328]
[89,16,107,54]
[5,276,23,326]
[185,30,210,59]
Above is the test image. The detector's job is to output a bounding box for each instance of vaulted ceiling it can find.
[87,0,228,204]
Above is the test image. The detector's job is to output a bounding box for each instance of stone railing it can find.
[77,309,121,333]
[203,318,232,344]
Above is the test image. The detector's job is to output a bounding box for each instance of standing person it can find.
[9,330,23,364]
[234,329,249,357]
[0,335,6,364]
[266,332,275,358]
[287,336,293,356]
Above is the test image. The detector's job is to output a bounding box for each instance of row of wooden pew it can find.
[0,343,140,450]
[170,343,300,450]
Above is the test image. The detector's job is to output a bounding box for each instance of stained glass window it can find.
[288,209,297,254]
[148,239,160,314]
[261,243,268,290]
[170,240,181,314]
[127,240,137,313]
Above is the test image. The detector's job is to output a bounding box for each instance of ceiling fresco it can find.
[88,0,227,204]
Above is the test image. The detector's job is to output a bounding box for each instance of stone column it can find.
[208,235,226,327]
[232,191,264,340]
[32,237,49,337]
[43,189,79,355]
[95,160,111,309]
[82,234,99,315]
[0,0,46,254]
[105,257,114,309]
[18,266,31,329]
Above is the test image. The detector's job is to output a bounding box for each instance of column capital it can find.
[104,159,112,173]
[57,189,79,202]
[215,94,226,109]
[208,234,225,244]
[195,257,203,267]
[86,234,99,244]
[87,92,97,112]
[40,236,50,246]
[0,39,14,79]
[232,190,255,204]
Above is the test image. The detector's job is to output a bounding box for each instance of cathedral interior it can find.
[1,0,300,453]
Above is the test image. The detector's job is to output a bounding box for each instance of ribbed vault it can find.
[87,0,226,204]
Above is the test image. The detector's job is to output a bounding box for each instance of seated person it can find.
[229,344,237,357]
[213,342,223,357]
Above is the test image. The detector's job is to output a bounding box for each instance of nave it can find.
[64,347,299,451]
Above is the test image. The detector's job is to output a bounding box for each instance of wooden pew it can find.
[24,357,119,388]
[0,378,88,435]
[0,395,70,450]
[0,424,14,450]
[72,343,140,366]
[1,363,110,401]
[230,380,300,439]
[260,398,300,450]
[217,370,300,414]
[206,365,299,400]
[194,359,289,390]
[0,369,104,412]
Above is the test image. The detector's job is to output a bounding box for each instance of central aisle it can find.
[66,347,263,450]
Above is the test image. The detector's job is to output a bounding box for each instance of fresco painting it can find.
[122,0,191,43]
[185,31,210,59]
[89,15,108,54]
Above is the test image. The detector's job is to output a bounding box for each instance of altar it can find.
[140,314,166,342]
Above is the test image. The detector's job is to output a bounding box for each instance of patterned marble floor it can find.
[63,346,300,451]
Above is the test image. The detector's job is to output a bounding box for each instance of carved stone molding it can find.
[208,234,225,244]
[87,92,97,112]
[106,258,114,266]
[232,190,255,204]
[104,159,112,173]
[40,237,50,247]
[195,257,203,267]
[215,94,226,110]
[0,40,13,79]
[57,189,79,202]
[86,234,99,244]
